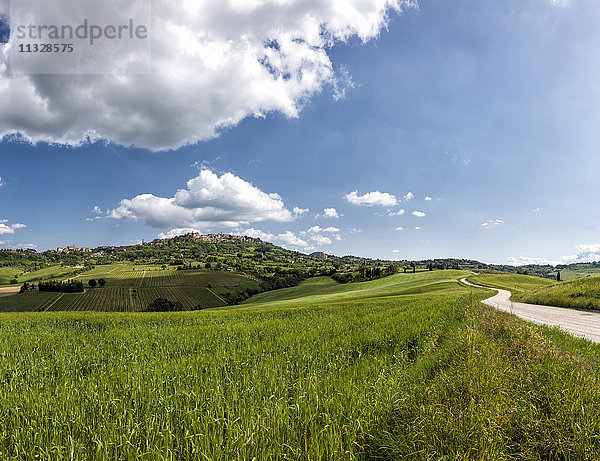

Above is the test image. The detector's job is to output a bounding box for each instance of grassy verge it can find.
[0,273,598,458]
[519,276,600,311]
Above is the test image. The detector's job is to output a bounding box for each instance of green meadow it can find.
[0,270,599,458]
[466,272,557,298]
[520,275,600,311]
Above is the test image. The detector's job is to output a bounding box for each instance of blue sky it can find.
[1,0,599,265]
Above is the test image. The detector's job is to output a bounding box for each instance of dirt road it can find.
[0,286,20,297]
[461,278,600,343]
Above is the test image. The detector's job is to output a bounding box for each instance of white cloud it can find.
[277,231,308,248]
[425,196,432,201]
[303,225,340,234]
[319,208,340,219]
[0,0,407,150]
[293,207,309,217]
[310,234,332,245]
[388,209,405,216]
[412,211,426,217]
[239,228,310,249]
[392,249,399,253]
[0,221,26,235]
[481,219,504,227]
[403,192,414,202]
[0,176,3,187]
[344,190,397,207]
[239,228,276,241]
[508,243,600,266]
[110,169,293,230]
[92,206,103,214]
[414,226,421,230]
[395,226,404,231]
[531,208,543,213]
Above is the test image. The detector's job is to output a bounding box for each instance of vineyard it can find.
[0,265,258,312]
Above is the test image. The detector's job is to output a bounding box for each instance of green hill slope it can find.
[240,270,472,308]
[466,273,557,297]
[519,275,600,310]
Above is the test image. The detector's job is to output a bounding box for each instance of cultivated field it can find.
[0,270,599,458]
[0,264,258,312]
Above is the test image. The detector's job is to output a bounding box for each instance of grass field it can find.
[548,267,600,281]
[0,267,21,285]
[0,264,258,312]
[466,273,557,298]
[519,275,600,311]
[0,265,85,286]
[241,270,468,308]
[0,270,599,458]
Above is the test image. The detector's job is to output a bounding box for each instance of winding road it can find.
[461,278,600,343]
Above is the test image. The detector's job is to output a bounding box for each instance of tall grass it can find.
[0,276,598,458]
[520,275,600,311]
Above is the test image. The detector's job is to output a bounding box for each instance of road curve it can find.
[461,278,600,343]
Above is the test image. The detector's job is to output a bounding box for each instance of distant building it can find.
[56,245,91,253]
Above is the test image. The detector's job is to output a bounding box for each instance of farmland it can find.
[0,270,599,458]
[0,264,258,312]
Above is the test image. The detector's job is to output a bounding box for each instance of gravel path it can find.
[461,278,600,343]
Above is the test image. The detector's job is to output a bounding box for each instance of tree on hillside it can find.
[88,279,97,288]
[557,271,561,282]
[98,278,106,287]
[145,298,183,312]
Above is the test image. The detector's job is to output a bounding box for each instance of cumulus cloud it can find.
[277,231,308,248]
[403,192,414,202]
[238,228,275,241]
[0,176,3,187]
[109,169,293,230]
[293,207,309,217]
[0,0,407,150]
[412,211,426,217]
[395,226,404,231]
[310,234,332,245]
[0,220,26,235]
[92,206,103,214]
[481,219,504,227]
[318,208,340,219]
[344,190,397,207]
[425,196,432,201]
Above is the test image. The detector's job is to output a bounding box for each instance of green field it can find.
[519,275,600,311]
[241,270,468,308]
[0,265,85,286]
[548,267,600,281]
[466,273,557,298]
[0,270,599,458]
[0,264,258,312]
[0,267,21,285]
